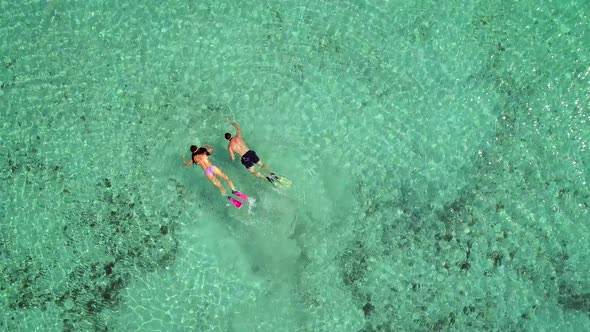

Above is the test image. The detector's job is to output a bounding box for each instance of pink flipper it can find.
[232,191,248,201]
[228,197,242,208]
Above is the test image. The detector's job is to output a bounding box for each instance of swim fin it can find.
[269,174,291,189]
[277,176,292,188]
[228,196,242,208]
[232,190,248,201]
[266,176,276,185]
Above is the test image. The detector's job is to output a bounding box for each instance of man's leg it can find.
[248,166,267,179]
[256,161,272,174]
[213,166,237,192]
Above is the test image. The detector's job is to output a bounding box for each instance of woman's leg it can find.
[206,174,228,196]
[213,166,236,192]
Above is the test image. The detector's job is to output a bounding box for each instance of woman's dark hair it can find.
[224,133,232,140]
[190,145,198,153]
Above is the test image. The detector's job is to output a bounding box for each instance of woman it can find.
[182,144,248,208]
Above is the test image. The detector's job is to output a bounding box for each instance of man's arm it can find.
[228,145,235,161]
[228,121,242,138]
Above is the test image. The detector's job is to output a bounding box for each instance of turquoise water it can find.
[1,0,589,331]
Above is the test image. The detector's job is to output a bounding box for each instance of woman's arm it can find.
[202,144,214,154]
[182,154,193,167]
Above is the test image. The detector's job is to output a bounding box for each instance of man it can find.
[225,120,278,183]
[182,144,247,208]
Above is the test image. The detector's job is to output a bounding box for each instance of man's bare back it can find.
[228,136,249,157]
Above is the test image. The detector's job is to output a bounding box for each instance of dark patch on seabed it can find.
[2,172,186,330]
[337,239,369,302]
[342,10,590,331]
[2,138,65,181]
[558,284,590,314]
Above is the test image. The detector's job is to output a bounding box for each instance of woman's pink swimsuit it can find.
[204,165,215,177]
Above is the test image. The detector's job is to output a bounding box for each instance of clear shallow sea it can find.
[1,0,589,331]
